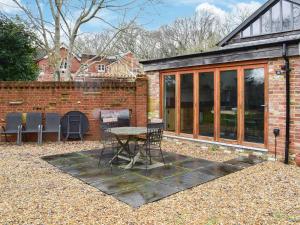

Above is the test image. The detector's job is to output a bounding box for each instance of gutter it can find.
[283,43,290,164]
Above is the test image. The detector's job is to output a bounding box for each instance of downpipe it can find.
[282,43,290,164]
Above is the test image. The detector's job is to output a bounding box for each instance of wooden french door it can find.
[161,62,268,148]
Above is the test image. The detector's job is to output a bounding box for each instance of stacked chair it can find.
[0,112,61,145]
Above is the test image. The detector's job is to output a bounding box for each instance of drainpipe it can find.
[282,43,290,164]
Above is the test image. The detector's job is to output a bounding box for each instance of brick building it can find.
[36,45,81,81]
[36,45,141,81]
[141,0,300,161]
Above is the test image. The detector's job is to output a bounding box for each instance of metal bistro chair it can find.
[0,112,23,145]
[20,112,42,144]
[40,113,61,144]
[98,119,119,166]
[140,122,165,171]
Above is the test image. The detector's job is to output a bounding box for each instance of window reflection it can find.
[262,11,272,34]
[283,0,292,30]
[199,72,214,137]
[220,70,237,140]
[272,1,281,32]
[244,68,265,143]
[294,4,300,29]
[180,74,193,134]
[252,19,261,36]
[242,26,251,37]
[241,0,300,37]
[164,75,176,132]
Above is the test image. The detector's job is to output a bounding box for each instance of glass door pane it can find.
[244,68,265,143]
[180,73,193,134]
[199,72,214,137]
[164,75,176,131]
[220,70,238,140]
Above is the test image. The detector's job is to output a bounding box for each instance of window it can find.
[283,0,292,30]
[180,74,193,134]
[272,1,281,32]
[164,75,176,132]
[161,65,267,147]
[199,72,214,137]
[244,68,265,143]
[262,10,272,34]
[220,70,238,140]
[242,26,251,37]
[60,59,67,70]
[241,0,300,38]
[98,64,106,72]
[252,18,261,36]
[294,4,300,29]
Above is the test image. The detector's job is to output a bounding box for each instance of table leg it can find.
[124,151,141,169]
[109,135,131,165]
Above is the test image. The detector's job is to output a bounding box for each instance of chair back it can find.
[100,122,115,144]
[25,112,42,132]
[100,109,131,127]
[5,112,22,131]
[146,122,164,145]
[45,113,61,131]
[67,114,82,133]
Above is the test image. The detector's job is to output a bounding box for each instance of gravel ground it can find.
[0,140,299,224]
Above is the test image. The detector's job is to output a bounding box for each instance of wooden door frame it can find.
[218,67,240,145]
[240,64,269,148]
[197,69,216,141]
[160,60,268,149]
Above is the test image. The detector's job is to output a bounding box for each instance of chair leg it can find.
[98,147,105,167]
[19,133,23,145]
[159,146,165,165]
[58,128,61,142]
[147,144,152,165]
[145,148,148,175]
[64,133,69,142]
[39,129,42,145]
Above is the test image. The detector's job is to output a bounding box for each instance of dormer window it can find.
[60,59,67,70]
[98,64,105,72]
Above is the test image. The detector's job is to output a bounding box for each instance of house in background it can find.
[141,0,300,161]
[75,51,140,81]
[36,45,141,81]
[36,44,81,81]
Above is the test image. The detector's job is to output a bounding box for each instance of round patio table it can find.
[109,127,147,169]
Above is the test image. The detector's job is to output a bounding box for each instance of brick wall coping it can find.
[0,80,138,89]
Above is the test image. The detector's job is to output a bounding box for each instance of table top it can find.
[110,127,147,136]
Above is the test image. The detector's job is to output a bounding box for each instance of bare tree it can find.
[9,0,159,80]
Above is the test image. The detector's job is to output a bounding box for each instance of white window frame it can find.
[60,59,68,71]
[98,64,106,72]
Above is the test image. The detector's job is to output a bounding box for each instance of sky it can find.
[144,0,264,29]
[0,0,266,31]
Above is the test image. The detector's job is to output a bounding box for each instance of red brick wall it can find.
[290,57,300,155]
[0,76,148,142]
[268,56,300,156]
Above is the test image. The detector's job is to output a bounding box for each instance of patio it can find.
[0,140,299,224]
[42,147,264,208]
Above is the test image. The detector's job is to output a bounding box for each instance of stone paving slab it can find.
[113,181,182,208]
[42,149,264,208]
